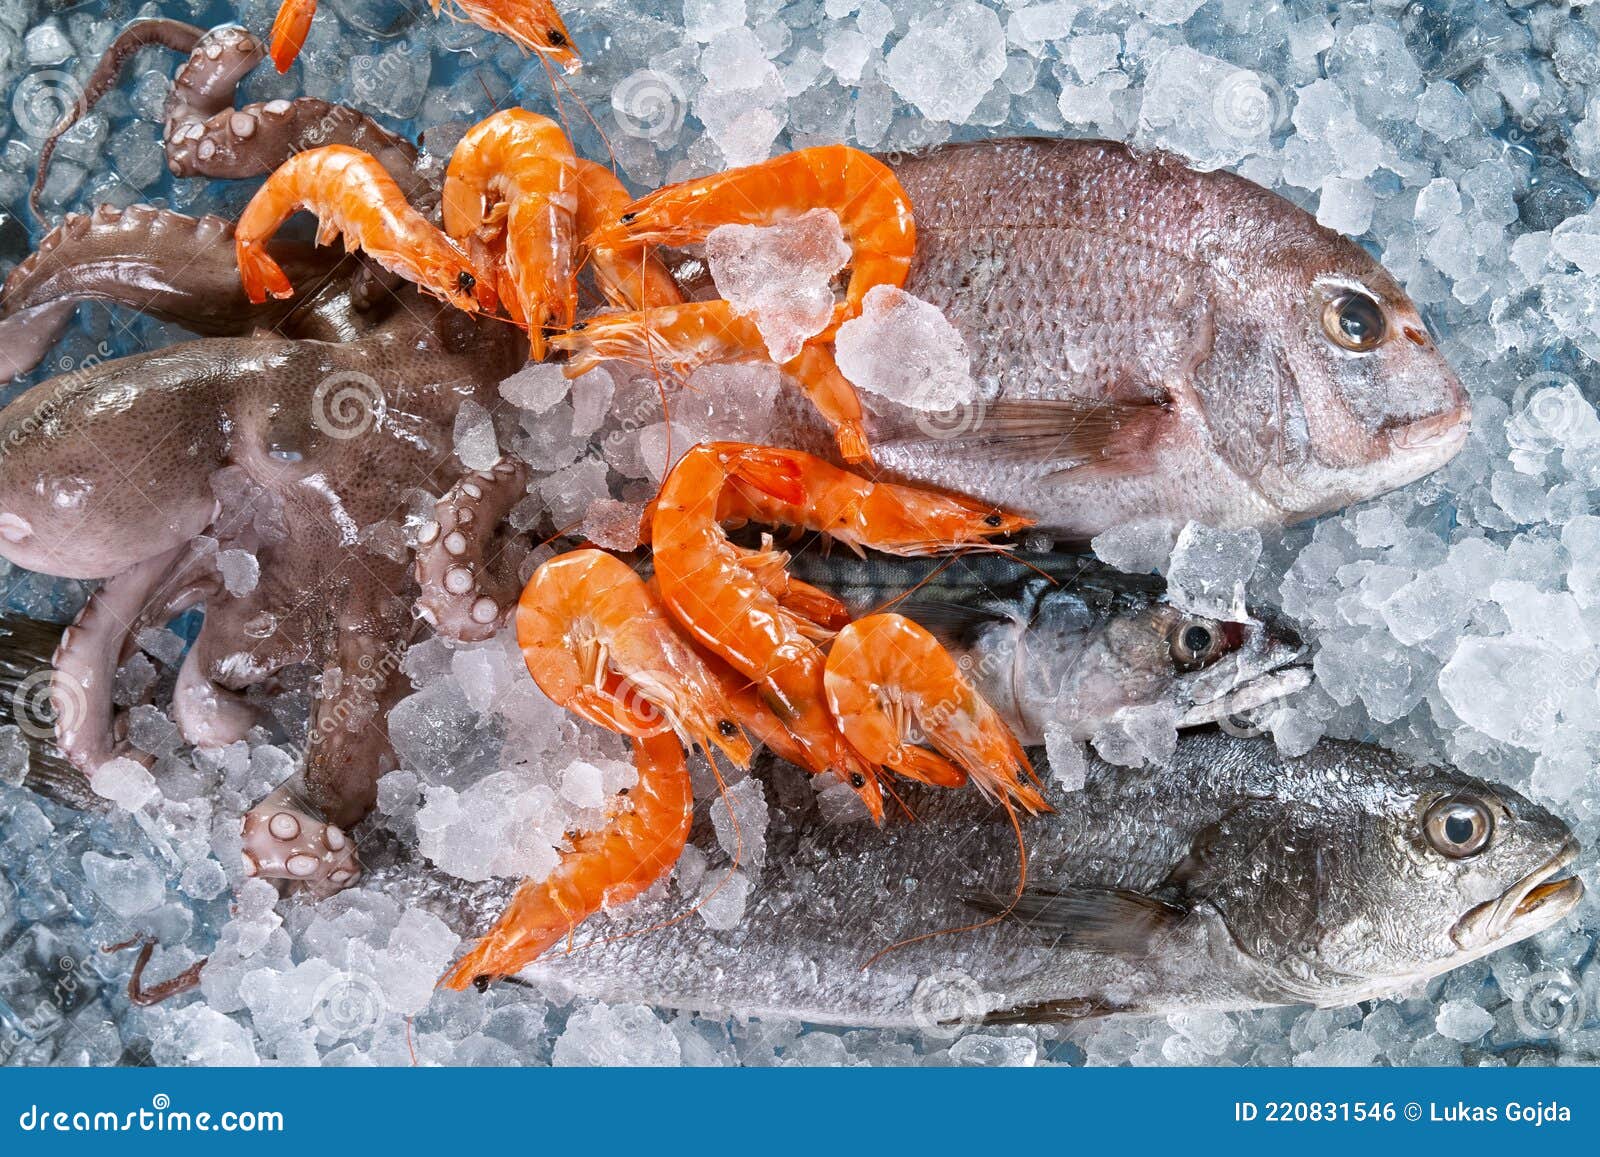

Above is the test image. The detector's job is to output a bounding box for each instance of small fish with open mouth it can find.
[782,551,1310,745]
[489,733,1583,1025]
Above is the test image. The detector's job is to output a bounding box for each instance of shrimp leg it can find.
[552,301,871,463]
[439,731,691,988]
[824,613,1050,813]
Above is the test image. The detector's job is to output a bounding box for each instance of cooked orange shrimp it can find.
[551,301,871,462]
[270,0,579,74]
[443,110,579,359]
[440,731,691,989]
[516,548,753,766]
[269,0,315,73]
[572,159,684,311]
[651,442,885,820]
[825,614,1050,813]
[715,443,1031,556]
[586,145,914,337]
[236,145,490,312]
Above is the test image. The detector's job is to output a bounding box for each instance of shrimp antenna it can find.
[548,60,619,174]
[859,794,1028,970]
[864,550,965,617]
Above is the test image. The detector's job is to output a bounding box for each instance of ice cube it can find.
[560,760,606,810]
[1435,998,1493,1042]
[500,362,570,414]
[453,399,500,471]
[684,0,746,42]
[581,499,645,551]
[82,851,165,917]
[696,868,751,930]
[91,756,162,811]
[0,725,29,787]
[884,2,1007,123]
[948,1032,1038,1066]
[834,286,976,410]
[705,209,851,363]
[552,1002,682,1066]
[1042,721,1088,791]
[710,775,769,869]
[1166,523,1262,619]
[1090,519,1178,574]
[538,455,610,527]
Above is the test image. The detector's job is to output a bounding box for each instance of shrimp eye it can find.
[620,212,637,224]
[718,719,736,736]
[458,270,476,292]
[547,28,566,45]
[1424,797,1494,859]
[1322,291,1387,352]
[849,772,866,788]
[1169,618,1223,669]
[983,513,1003,527]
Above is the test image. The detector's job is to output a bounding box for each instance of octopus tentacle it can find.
[413,459,532,643]
[302,585,417,829]
[28,18,205,223]
[51,546,191,779]
[0,205,341,383]
[172,629,259,749]
[240,783,361,895]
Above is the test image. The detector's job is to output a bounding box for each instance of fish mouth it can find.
[1452,838,1584,951]
[1177,619,1312,729]
[1177,663,1312,728]
[1388,403,1471,454]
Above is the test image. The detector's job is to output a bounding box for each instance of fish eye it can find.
[1424,796,1494,859]
[1169,618,1222,669]
[1322,291,1387,352]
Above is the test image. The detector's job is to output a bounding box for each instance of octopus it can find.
[0,22,532,892]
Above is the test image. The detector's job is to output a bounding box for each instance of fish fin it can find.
[879,395,1173,476]
[961,885,1188,954]
[978,996,1131,1024]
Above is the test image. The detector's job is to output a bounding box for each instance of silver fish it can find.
[773,138,1472,538]
[400,734,1580,1026]
[782,551,1309,742]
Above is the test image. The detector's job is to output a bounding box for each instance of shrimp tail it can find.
[890,746,969,790]
[235,240,294,302]
[439,734,692,989]
[269,0,315,72]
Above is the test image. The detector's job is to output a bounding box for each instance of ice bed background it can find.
[2,0,1600,1066]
